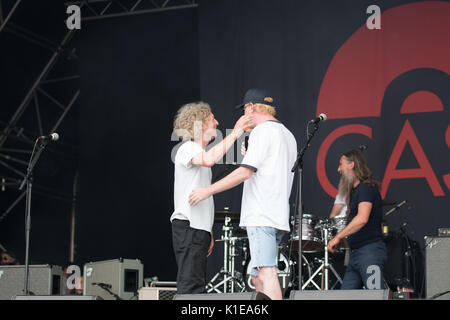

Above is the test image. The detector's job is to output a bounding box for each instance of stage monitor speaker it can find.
[425,236,450,300]
[0,265,64,300]
[173,292,270,300]
[13,295,101,300]
[83,258,143,300]
[289,289,390,300]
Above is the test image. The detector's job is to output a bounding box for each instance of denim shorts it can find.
[246,226,286,277]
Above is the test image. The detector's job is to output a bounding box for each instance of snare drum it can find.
[290,214,323,252]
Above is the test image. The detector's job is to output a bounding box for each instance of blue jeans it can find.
[341,241,387,290]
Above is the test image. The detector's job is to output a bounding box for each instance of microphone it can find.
[37,133,59,142]
[92,282,112,289]
[310,113,327,124]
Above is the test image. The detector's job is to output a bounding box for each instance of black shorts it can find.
[171,219,211,294]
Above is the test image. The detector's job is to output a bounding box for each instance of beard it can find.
[337,171,354,212]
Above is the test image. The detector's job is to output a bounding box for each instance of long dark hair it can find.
[342,149,380,189]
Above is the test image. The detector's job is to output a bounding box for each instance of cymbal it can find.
[214,211,240,222]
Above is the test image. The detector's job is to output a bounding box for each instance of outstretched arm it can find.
[191,115,251,167]
[189,166,254,206]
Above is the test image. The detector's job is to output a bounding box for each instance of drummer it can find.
[329,162,352,219]
[329,193,348,219]
[328,177,351,270]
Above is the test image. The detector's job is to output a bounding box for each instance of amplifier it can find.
[425,236,450,299]
[138,287,177,300]
[0,265,64,300]
[83,258,143,300]
[438,228,450,237]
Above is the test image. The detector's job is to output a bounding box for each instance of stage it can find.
[0,0,449,307]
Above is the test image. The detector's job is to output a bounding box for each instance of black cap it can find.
[234,88,275,110]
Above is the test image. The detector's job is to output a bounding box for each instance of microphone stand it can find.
[384,200,407,217]
[19,138,49,295]
[291,122,320,290]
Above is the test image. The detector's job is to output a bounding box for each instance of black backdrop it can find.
[1,0,448,288]
[75,9,199,280]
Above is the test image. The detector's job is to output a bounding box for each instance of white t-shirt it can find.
[334,193,348,218]
[239,121,297,231]
[170,141,214,232]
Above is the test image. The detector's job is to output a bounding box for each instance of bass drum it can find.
[243,245,312,298]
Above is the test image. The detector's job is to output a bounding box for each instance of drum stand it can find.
[302,226,343,290]
[206,216,246,293]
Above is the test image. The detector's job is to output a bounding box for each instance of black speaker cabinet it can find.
[0,265,64,300]
[289,289,390,300]
[425,236,450,300]
[174,292,270,300]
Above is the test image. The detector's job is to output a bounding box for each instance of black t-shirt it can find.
[347,182,383,250]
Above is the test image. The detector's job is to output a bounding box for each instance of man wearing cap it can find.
[189,89,297,300]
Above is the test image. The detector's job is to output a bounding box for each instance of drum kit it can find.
[206,209,349,295]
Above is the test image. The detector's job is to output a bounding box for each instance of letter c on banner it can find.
[316,124,373,198]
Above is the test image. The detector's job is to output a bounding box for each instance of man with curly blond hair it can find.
[170,101,250,294]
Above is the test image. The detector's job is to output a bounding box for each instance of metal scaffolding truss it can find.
[0,2,80,224]
[0,0,198,171]
[66,0,198,21]
[0,0,199,165]
[0,29,79,147]
[0,0,22,33]
[1,0,198,259]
